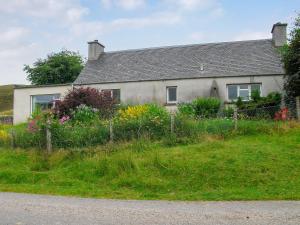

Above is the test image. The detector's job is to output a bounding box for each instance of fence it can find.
[7,96,300,152]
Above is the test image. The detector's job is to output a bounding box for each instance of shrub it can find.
[251,90,261,102]
[13,123,46,149]
[177,103,195,117]
[114,104,169,140]
[193,98,221,118]
[178,97,221,118]
[236,92,282,119]
[54,87,114,119]
[50,121,109,148]
[0,130,10,146]
[71,104,99,124]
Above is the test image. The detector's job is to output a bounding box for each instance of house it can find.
[14,22,287,124]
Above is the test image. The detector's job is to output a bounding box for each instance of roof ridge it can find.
[106,39,273,54]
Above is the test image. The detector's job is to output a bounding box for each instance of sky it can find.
[0,0,299,85]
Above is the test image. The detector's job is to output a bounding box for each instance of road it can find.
[0,192,299,225]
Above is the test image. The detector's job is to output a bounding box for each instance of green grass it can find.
[0,127,299,200]
[0,85,14,115]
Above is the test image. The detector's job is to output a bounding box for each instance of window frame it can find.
[166,86,177,104]
[30,94,61,114]
[227,83,262,101]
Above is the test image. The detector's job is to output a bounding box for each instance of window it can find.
[31,94,60,113]
[227,84,261,101]
[112,89,121,104]
[103,89,121,104]
[167,86,177,104]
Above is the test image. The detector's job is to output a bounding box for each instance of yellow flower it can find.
[118,105,149,121]
[0,130,9,143]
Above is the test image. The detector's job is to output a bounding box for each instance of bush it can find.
[71,104,99,124]
[178,97,221,118]
[50,121,109,148]
[13,123,46,149]
[54,87,114,119]
[114,104,169,140]
[236,92,282,119]
[0,130,10,146]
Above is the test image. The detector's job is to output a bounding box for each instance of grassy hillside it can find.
[0,85,14,115]
[0,127,299,200]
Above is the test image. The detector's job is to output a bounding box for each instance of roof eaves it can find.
[14,83,72,89]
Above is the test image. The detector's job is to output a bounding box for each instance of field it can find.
[0,85,14,115]
[0,127,299,201]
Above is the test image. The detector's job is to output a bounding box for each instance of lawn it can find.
[0,127,299,201]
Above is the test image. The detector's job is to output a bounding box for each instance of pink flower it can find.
[27,119,38,133]
[59,115,70,124]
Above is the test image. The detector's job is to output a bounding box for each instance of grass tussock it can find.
[0,126,299,200]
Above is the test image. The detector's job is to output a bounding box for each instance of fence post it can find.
[233,108,238,130]
[280,96,286,109]
[46,120,52,154]
[170,113,175,134]
[296,96,300,122]
[109,118,114,143]
[10,129,16,149]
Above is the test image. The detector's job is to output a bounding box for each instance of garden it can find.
[0,87,299,200]
[0,87,297,150]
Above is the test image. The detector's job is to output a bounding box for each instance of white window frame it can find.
[227,83,261,101]
[30,94,61,114]
[166,86,177,104]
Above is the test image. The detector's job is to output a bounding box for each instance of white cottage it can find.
[14,23,287,124]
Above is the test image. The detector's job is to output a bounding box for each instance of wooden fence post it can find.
[109,118,114,143]
[46,120,52,154]
[10,129,16,149]
[296,96,300,122]
[233,108,238,130]
[170,113,175,134]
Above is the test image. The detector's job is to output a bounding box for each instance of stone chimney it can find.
[271,22,287,47]
[88,40,105,60]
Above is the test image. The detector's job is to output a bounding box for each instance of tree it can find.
[24,50,84,85]
[281,14,300,100]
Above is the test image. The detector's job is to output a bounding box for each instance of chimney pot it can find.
[271,22,287,47]
[88,40,105,60]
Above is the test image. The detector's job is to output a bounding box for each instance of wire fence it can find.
[229,96,300,121]
[0,115,13,125]
[5,96,300,152]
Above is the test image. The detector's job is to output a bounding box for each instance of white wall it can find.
[13,85,71,124]
[13,75,284,124]
[81,75,284,104]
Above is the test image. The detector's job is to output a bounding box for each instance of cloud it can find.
[111,11,181,28]
[233,31,271,41]
[0,27,30,47]
[188,32,206,41]
[66,7,89,23]
[165,0,220,11]
[71,11,182,38]
[101,0,146,10]
[0,0,88,21]
[0,42,41,84]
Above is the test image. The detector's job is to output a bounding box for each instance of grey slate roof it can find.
[74,39,285,85]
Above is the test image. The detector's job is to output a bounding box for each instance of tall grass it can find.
[5,118,299,149]
[0,127,299,200]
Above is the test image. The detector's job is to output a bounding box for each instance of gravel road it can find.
[0,192,299,225]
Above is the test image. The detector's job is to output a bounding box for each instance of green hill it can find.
[0,85,14,115]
